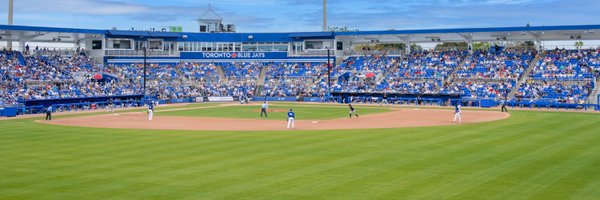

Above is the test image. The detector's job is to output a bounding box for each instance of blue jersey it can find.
[148,104,154,111]
[287,111,295,118]
[455,105,461,113]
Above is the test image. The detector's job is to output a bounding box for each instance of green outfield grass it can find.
[1,103,600,199]
[157,104,391,120]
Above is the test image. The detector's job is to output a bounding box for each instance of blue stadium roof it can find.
[104,30,310,42]
[2,24,600,41]
[288,32,335,39]
[334,24,600,36]
[183,33,302,42]
[0,24,105,34]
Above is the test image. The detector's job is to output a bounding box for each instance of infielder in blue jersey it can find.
[453,103,462,123]
[148,102,154,121]
[287,109,295,129]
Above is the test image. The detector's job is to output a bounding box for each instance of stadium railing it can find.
[288,49,331,57]
[105,50,177,56]
[341,50,404,56]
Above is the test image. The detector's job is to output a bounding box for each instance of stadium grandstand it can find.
[2,23,600,116]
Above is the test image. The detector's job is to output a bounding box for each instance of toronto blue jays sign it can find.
[180,52,288,60]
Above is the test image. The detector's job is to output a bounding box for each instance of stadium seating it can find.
[220,62,262,78]
[440,81,514,99]
[381,79,441,94]
[515,80,594,104]
[264,62,326,78]
[2,48,599,108]
[336,55,399,73]
[530,49,600,80]
[391,50,466,79]
[454,49,534,79]
[334,51,465,93]
[261,62,327,97]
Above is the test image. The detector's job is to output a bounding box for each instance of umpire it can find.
[260,101,268,118]
[45,105,53,120]
[501,98,508,112]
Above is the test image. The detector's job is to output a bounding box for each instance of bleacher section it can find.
[440,80,514,99]
[529,49,600,80]
[454,49,534,79]
[261,62,327,97]
[220,62,262,79]
[2,48,600,113]
[394,50,466,79]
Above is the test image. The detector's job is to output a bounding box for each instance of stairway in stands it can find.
[378,58,402,83]
[587,78,600,104]
[17,52,26,66]
[215,64,226,81]
[436,52,471,93]
[507,51,543,99]
[254,64,269,95]
[72,72,89,84]
[444,52,470,86]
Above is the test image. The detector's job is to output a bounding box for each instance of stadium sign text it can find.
[180,52,288,60]
[201,52,266,59]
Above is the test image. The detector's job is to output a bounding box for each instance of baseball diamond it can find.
[2,1,600,199]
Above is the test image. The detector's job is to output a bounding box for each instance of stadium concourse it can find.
[1,47,600,115]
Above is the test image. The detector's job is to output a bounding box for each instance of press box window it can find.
[92,40,102,50]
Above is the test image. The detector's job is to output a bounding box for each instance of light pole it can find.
[322,0,327,32]
[143,47,147,97]
[327,47,331,101]
[7,0,13,50]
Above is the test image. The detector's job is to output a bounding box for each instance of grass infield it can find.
[157,103,391,120]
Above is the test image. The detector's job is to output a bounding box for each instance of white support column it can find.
[467,41,473,53]
[17,34,40,52]
[396,35,412,55]
[74,34,82,49]
[18,40,25,52]
[527,31,543,52]
[458,33,473,53]
[535,37,542,52]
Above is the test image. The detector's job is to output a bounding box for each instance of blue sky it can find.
[0,0,599,32]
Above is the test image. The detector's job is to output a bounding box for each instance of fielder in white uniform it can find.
[453,103,462,123]
[287,109,295,129]
[148,103,154,121]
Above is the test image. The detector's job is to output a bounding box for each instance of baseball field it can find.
[1,102,599,199]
